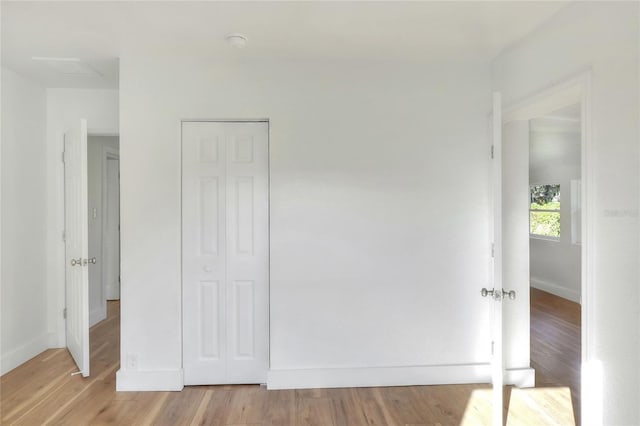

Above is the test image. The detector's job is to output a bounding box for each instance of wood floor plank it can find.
[2,363,77,424]
[10,371,80,425]
[370,386,425,425]
[353,387,399,426]
[49,375,118,424]
[188,389,213,426]
[187,387,232,426]
[136,392,170,426]
[327,388,369,426]
[88,399,136,425]
[44,364,120,425]
[224,385,267,424]
[458,385,493,425]
[153,386,206,426]
[262,389,295,426]
[1,351,76,423]
[296,395,336,426]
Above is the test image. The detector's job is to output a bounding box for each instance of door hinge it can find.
[63,308,67,319]
[62,151,65,163]
[491,340,494,355]
[491,243,495,258]
[490,145,494,159]
[62,230,66,242]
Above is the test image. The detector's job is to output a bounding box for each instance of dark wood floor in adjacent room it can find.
[1,289,580,425]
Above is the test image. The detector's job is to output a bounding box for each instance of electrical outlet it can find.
[126,353,139,370]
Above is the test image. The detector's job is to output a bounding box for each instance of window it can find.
[530,184,560,238]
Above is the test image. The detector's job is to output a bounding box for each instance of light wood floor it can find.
[1,290,579,425]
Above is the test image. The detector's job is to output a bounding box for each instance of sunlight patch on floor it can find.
[506,387,575,426]
[461,387,575,426]
[461,388,493,425]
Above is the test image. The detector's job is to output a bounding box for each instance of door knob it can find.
[203,265,212,273]
[83,257,97,265]
[481,287,516,301]
[503,289,516,300]
[481,287,494,297]
[70,258,82,266]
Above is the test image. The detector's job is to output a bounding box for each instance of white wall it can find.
[117,55,496,390]
[493,2,639,423]
[46,89,119,346]
[87,135,119,327]
[1,67,49,374]
[529,127,581,302]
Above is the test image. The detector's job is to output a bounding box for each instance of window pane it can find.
[530,184,560,210]
[530,211,560,237]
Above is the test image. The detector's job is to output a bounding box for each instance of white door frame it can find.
[180,118,271,382]
[501,70,596,423]
[102,145,120,301]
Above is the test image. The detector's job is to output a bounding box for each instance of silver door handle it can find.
[481,287,494,297]
[503,289,516,300]
[83,257,97,265]
[481,288,516,300]
[70,258,82,266]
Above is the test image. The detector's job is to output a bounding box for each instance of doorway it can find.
[87,135,120,327]
[528,104,582,422]
[181,121,270,385]
[63,121,121,379]
[500,73,591,423]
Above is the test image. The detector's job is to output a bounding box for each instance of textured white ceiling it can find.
[1,1,569,88]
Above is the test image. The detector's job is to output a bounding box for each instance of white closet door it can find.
[224,122,269,383]
[182,121,269,385]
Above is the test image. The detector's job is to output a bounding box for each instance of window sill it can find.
[529,234,560,242]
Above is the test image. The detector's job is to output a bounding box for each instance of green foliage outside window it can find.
[530,184,560,238]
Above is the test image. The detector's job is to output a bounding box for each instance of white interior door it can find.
[64,119,91,377]
[104,157,120,300]
[182,121,269,385]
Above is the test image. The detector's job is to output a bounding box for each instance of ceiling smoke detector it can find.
[225,33,248,48]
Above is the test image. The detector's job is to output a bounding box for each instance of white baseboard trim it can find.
[505,367,535,388]
[531,277,580,303]
[268,364,489,390]
[268,364,534,390]
[89,307,107,328]
[112,365,534,392]
[1,333,50,375]
[116,369,184,391]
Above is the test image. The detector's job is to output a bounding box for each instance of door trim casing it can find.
[501,70,594,424]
